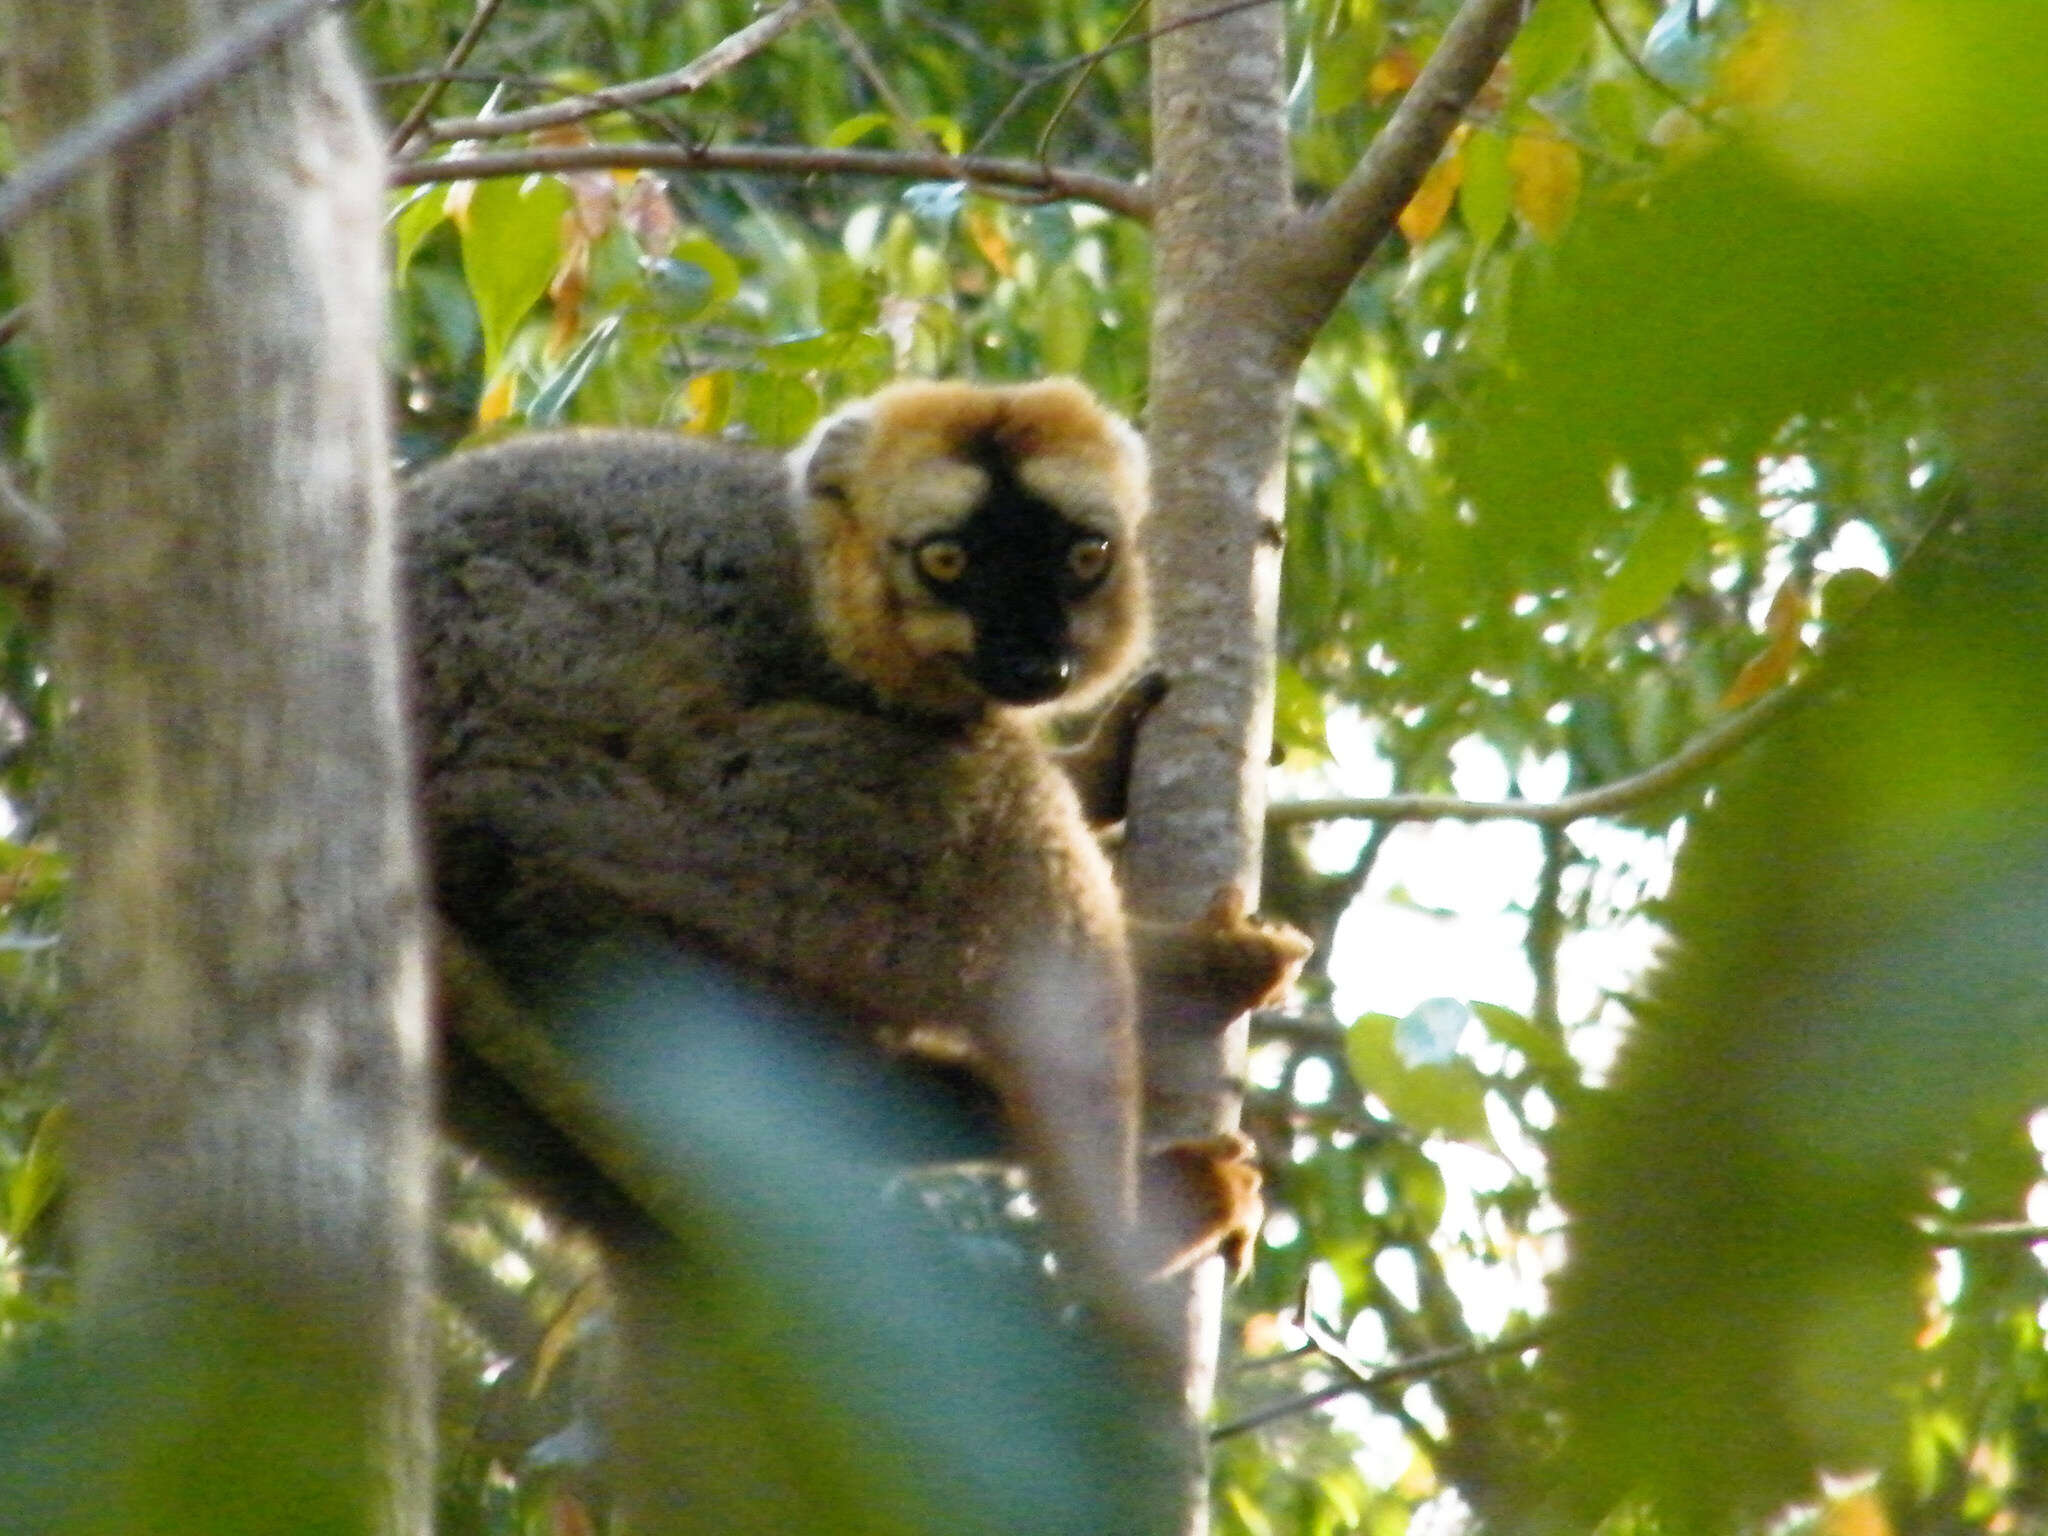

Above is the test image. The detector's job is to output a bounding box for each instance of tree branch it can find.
[1212,1326,1549,1440]
[971,0,1284,157]
[406,0,818,147]
[1268,681,1807,829]
[0,463,63,605]
[386,0,510,156]
[1925,1220,2048,1248]
[0,0,339,239]
[389,141,1152,221]
[1587,0,1716,129]
[1259,0,1528,365]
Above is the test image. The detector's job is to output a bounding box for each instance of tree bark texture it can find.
[8,5,434,1530]
[1136,6,1529,1531]
[1136,3,1295,1531]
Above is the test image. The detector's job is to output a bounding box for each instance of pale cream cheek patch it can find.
[900,609,975,661]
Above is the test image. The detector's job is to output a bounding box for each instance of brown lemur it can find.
[402,378,1306,1322]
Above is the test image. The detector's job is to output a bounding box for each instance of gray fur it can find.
[400,424,1140,1284]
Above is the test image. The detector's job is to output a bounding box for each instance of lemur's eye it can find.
[915,537,969,585]
[1067,536,1113,584]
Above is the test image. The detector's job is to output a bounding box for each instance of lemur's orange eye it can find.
[1067,536,1112,584]
[915,537,968,584]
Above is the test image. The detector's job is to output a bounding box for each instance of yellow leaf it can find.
[1368,46,1421,103]
[964,204,1013,277]
[476,369,517,428]
[1240,1312,1286,1355]
[1714,2,1799,113]
[1508,133,1582,242]
[532,122,596,151]
[1818,1492,1892,1536]
[531,1277,601,1399]
[682,371,732,435]
[1399,139,1467,246]
[1721,579,1808,707]
[547,213,589,357]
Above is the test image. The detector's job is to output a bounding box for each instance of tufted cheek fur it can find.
[811,504,987,716]
[1062,562,1149,710]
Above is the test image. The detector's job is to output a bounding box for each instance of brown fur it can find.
[402,385,1301,1515]
[799,379,1149,718]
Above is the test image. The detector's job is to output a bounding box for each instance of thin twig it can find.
[1267,681,1807,829]
[1925,1221,2048,1248]
[0,462,64,607]
[816,0,936,153]
[1527,825,1567,1031]
[0,0,340,239]
[376,70,694,144]
[408,0,817,148]
[903,5,1033,77]
[1262,0,1528,365]
[972,0,1284,156]
[1034,0,1146,165]
[390,141,1152,221]
[1233,1342,1321,1372]
[387,0,510,156]
[1212,1326,1549,1440]
[1587,0,1717,129]
[373,68,541,90]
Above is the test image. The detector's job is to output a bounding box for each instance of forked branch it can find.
[405,0,818,146]
[1260,0,1528,363]
[1267,682,1808,829]
[391,141,1151,221]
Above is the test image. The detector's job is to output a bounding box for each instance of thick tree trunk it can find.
[1136,2,1296,1531]
[7,5,434,1530]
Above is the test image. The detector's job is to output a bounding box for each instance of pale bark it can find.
[1135,8,1295,1534]
[8,4,434,1530]
[1135,2,1527,1531]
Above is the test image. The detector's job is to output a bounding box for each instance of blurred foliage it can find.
[4,0,2048,1532]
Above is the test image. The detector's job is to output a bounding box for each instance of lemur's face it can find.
[796,379,1148,719]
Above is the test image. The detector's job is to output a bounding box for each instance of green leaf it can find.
[644,257,716,322]
[1820,566,1884,629]
[824,111,892,149]
[1509,0,1596,103]
[734,372,822,446]
[528,315,620,425]
[915,115,966,156]
[389,186,447,284]
[670,236,741,311]
[1594,500,1710,636]
[6,1104,63,1238]
[1470,1001,1578,1082]
[757,329,892,374]
[1038,265,1096,376]
[1314,27,1378,117]
[1347,1013,1496,1146]
[459,175,573,377]
[1585,75,1644,155]
[1460,128,1512,250]
[1273,663,1329,755]
[588,226,648,305]
[1382,1140,1448,1236]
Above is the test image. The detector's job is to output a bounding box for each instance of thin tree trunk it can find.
[1136,3,1295,1532]
[7,5,434,1530]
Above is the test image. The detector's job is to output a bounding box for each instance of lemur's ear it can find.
[794,406,875,502]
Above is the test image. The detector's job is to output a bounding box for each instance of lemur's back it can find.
[402,430,841,784]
